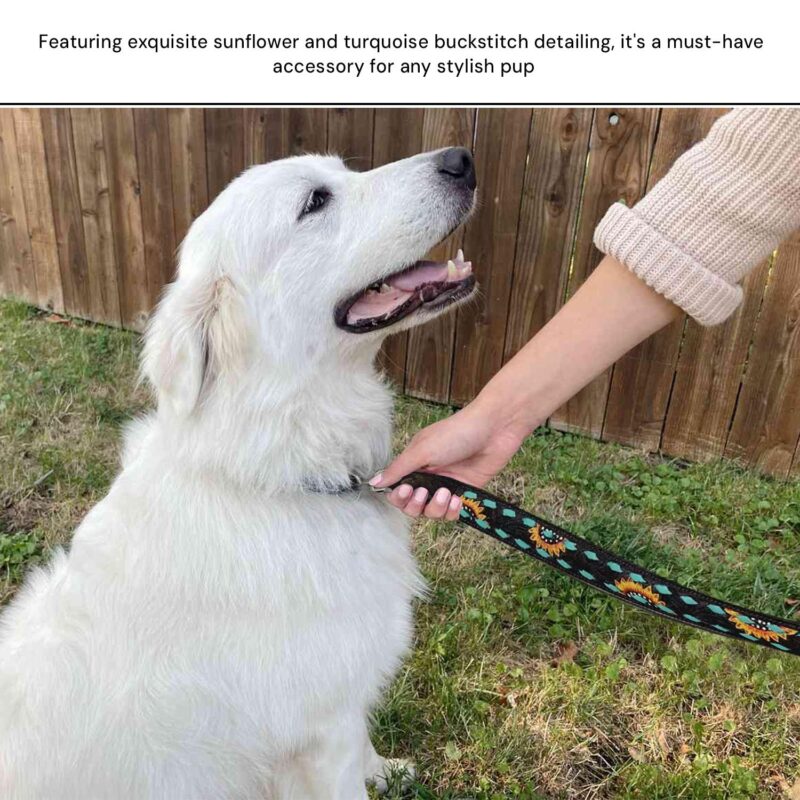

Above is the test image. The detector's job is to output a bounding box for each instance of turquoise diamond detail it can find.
[706,604,726,616]
[557,559,571,569]
[584,551,599,561]
[654,584,672,596]
[683,614,701,623]
[502,508,516,518]
[564,541,578,551]
[628,572,645,584]
[514,538,530,550]
[494,528,509,539]
[483,499,497,509]
[464,491,478,499]
[680,595,698,605]
[535,547,551,559]
[607,562,623,573]
[579,570,595,580]
[522,517,537,528]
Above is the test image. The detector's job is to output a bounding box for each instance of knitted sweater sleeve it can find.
[593,108,800,325]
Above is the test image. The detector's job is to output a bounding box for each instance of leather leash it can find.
[382,472,800,656]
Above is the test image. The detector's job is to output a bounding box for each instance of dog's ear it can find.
[142,273,245,417]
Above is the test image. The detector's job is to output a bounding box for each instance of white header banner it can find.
[1,0,794,104]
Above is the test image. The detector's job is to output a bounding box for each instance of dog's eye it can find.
[301,188,331,217]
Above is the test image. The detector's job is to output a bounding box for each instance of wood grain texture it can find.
[449,108,531,405]
[404,108,475,403]
[102,109,148,330]
[602,108,730,450]
[0,110,37,303]
[134,109,177,305]
[243,108,270,166]
[205,108,245,200]
[169,109,208,245]
[258,108,328,161]
[40,108,90,318]
[503,108,593,362]
[10,109,63,312]
[327,109,374,171]
[549,108,661,437]
[372,109,425,390]
[660,260,770,461]
[70,109,122,326]
[725,233,800,476]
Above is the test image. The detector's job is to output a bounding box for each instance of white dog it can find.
[0,147,477,799]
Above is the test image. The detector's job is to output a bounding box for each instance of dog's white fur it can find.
[0,150,474,799]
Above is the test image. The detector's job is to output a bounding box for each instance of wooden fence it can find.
[1,108,799,477]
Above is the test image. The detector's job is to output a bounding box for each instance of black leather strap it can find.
[392,472,800,656]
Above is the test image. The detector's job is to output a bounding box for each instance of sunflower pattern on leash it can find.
[395,474,800,655]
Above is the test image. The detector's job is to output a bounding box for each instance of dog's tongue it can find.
[347,251,472,324]
[387,261,450,290]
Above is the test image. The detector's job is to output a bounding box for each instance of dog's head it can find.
[143,148,477,417]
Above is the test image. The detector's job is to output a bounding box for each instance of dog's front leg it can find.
[363,736,416,796]
[272,719,370,800]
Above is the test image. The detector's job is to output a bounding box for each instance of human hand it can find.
[369,402,529,519]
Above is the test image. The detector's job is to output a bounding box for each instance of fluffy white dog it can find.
[0,147,477,799]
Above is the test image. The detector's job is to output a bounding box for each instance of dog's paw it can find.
[366,758,415,794]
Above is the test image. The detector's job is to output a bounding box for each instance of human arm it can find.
[370,254,681,516]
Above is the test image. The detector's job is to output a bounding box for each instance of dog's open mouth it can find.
[334,250,475,333]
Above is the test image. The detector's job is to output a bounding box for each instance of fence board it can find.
[601,109,729,450]
[169,109,208,245]
[243,109,270,166]
[549,108,660,437]
[327,109,374,170]
[258,109,328,161]
[11,109,62,312]
[660,261,770,461]
[102,109,148,330]
[205,109,245,201]
[0,111,36,303]
[404,108,475,403]
[503,108,593,363]
[449,108,531,406]
[134,109,177,305]
[40,109,90,318]
[725,233,800,476]
[70,109,122,327]
[372,109,426,390]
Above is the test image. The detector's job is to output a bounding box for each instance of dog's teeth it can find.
[447,260,458,279]
[379,282,391,293]
[456,249,464,263]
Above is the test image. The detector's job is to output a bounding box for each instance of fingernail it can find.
[434,488,449,504]
[369,472,383,487]
[449,496,461,511]
[413,487,428,502]
[397,484,413,500]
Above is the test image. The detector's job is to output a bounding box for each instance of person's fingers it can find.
[370,441,430,489]
[444,494,462,521]
[423,488,451,519]
[402,487,429,518]
[387,484,413,510]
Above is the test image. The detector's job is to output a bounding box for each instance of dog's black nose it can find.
[437,147,476,191]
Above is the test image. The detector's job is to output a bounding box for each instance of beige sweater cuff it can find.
[594,203,743,326]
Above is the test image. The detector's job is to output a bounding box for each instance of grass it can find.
[1,297,799,799]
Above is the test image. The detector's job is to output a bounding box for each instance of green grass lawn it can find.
[1,297,799,799]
